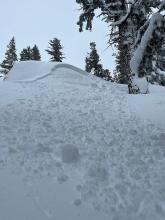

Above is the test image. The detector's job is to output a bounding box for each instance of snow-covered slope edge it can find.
[7,61,89,82]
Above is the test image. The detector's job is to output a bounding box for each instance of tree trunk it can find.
[118,22,131,84]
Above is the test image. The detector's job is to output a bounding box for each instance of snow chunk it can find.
[133,77,149,94]
[61,145,80,163]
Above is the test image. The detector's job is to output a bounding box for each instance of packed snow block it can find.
[61,144,80,163]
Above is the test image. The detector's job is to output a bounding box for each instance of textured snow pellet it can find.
[74,199,82,206]
[61,144,79,163]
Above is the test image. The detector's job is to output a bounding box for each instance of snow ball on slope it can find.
[61,144,80,163]
[74,198,82,206]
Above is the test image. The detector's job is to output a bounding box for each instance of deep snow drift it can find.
[0,61,165,220]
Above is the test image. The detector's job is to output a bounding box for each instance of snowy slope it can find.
[0,61,165,220]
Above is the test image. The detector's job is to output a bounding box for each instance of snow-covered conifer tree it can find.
[102,69,112,81]
[85,42,112,80]
[46,38,65,62]
[20,47,32,61]
[31,45,41,61]
[20,45,41,61]
[77,0,131,84]
[1,37,17,74]
[85,42,101,74]
[76,0,165,93]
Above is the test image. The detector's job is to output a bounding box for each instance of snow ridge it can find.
[7,61,89,83]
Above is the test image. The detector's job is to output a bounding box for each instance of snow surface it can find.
[0,61,165,220]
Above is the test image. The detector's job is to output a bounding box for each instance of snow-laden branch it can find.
[130,13,164,76]
[134,20,150,47]
[110,0,142,26]
[158,0,165,13]
[110,4,132,26]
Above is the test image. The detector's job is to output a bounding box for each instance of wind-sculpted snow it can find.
[7,61,89,82]
[0,62,165,220]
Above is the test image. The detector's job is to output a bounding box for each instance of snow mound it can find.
[7,61,90,82]
[7,61,55,81]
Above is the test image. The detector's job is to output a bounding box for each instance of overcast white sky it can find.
[0,0,115,71]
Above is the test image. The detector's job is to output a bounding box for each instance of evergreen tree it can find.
[77,0,130,83]
[1,37,17,74]
[85,42,101,74]
[45,38,65,62]
[31,45,41,61]
[76,0,165,93]
[20,46,31,61]
[94,64,104,78]
[20,45,41,61]
[102,69,112,81]
[85,42,112,80]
